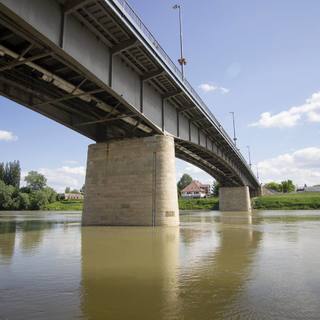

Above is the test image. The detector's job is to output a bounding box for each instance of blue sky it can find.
[1,0,320,190]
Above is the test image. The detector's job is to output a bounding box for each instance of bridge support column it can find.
[219,186,252,212]
[82,135,179,226]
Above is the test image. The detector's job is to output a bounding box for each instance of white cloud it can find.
[199,83,230,94]
[63,160,79,165]
[21,166,86,192]
[250,91,320,128]
[255,147,320,186]
[0,130,17,141]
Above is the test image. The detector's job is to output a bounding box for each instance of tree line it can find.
[177,173,296,197]
[264,180,295,193]
[0,161,57,210]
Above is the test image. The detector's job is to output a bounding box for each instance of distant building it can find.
[304,186,320,193]
[61,193,84,200]
[181,181,211,198]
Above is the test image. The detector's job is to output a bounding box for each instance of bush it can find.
[30,190,49,210]
[0,180,16,210]
[43,187,57,203]
[17,192,31,210]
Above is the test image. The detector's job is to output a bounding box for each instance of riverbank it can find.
[45,200,83,211]
[43,193,320,211]
[253,192,320,210]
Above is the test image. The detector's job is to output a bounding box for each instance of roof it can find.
[181,181,210,193]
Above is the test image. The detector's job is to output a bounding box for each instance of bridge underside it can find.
[0,1,260,191]
[0,0,260,222]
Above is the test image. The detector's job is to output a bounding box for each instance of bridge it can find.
[0,0,260,226]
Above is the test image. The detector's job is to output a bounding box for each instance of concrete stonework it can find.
[219,186,252,212]
[82,135,179,226]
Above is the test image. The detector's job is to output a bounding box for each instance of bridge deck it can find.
[0,0,260,190]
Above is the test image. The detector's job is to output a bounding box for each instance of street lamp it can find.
[173,4,187,78]
[229,111,237,146]
[246,145,252,168]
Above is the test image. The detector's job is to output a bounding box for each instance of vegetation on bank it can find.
[253,193,320,210]
[178,197,219,210]
[0,161,84,211]
[1,163,320,211]
[0,162,57,210]
[45,200,83,211]
[180,193,320,211]
[3,192,320,212]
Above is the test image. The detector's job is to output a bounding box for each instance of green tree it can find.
[43,187,57,203]
[80,185,85,194]
[265,182,282,192]
[0,161,21,188]
[30,190,49,210]
[0,162,4,182]
[281,180,295,193]
[65,187,71,193]
[25,171,47,191]
[212,181,220,197]
[17,193,30,210]
[0,180,15,210]
[9,161,21,188]
[177,174,193,196]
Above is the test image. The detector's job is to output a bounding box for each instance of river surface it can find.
[0,210,320,320]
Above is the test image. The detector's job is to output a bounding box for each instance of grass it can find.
[45,200,83,211]
[253,192,320,210]
[178,197,219,210]
[42,193,320,211]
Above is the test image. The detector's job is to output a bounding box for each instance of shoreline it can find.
[1,193,320,212]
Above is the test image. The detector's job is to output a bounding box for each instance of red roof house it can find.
[181,180,211,198]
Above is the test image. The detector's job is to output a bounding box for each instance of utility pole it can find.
[173,4,186,79]
[229,112,237,146]
[246,145,252,168]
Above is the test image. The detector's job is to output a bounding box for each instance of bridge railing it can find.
[111,0,252,171]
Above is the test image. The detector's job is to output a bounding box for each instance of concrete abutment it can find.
[82,135,179,226]
[219,186,252,212]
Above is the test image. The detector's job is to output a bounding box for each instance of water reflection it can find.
[80,212,261,319]
[0,221,16,262]
[0,213,78,261]
[177,212,261,319]
[81,227,180,319]
[1,211,320,319]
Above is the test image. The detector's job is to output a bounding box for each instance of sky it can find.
[1,0,320,191]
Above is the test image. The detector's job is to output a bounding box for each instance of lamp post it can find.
[173,4,186,78]
[246,145,252,168]
[229,112,237,146]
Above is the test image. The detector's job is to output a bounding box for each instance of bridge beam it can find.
[219,186,252,212]
[83,135,179,226]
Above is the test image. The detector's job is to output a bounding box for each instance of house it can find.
[61,193,84,200]
[181,180,211,198]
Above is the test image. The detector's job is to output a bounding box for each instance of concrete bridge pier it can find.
[219,186,252,212]
[82,135,179,226]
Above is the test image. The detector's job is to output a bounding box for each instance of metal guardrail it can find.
[111,0,254,173]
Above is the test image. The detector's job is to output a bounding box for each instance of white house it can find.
[181,181,211,198]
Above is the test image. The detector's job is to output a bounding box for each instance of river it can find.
[0,210,320,319]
